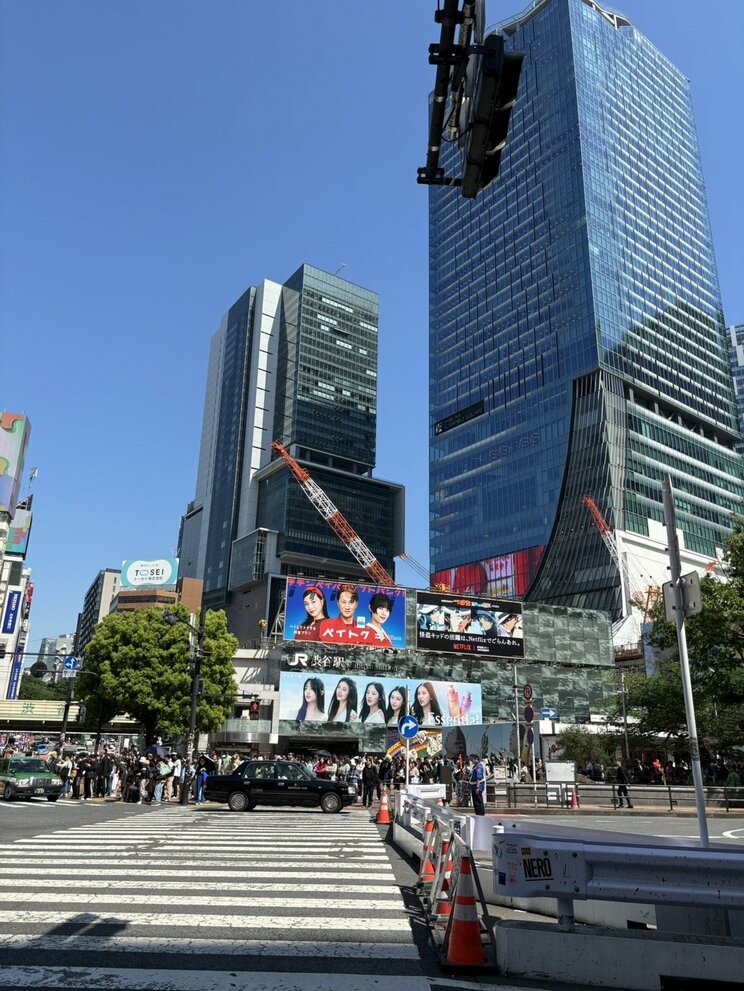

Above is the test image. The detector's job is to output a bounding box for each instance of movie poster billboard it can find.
[278,670,482,729]
[416,591,524,658]
[284,578,406,650]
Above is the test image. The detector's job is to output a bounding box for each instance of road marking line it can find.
[0,910,410,931]
[0,966,429,990]
[0,878,399,894]
[0,867,389,879]
[6,891,402,910]
[0,933,420,958]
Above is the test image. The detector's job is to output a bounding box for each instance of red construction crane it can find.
[271,441,396,588]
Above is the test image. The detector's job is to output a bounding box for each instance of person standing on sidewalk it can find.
[468,754,486,815]
[615,760,634,809]
[362,757,379,808]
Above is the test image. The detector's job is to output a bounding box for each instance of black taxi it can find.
[204,759,356,813]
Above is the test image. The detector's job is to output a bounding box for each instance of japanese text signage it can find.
[1,590,21,635]
[415,591,524,658]
[284,578,406,650]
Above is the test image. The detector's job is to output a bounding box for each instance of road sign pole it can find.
[513,665,521,772]
[663,477,709,847]
[405,738,410,788]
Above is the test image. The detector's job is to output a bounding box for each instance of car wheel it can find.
[320,791,341,814]
[3,784,14,802]
[227,790,249,812]
[47,796,60,802]
[247,802,257,811]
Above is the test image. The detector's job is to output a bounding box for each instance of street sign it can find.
[63,656,79,671]
[523,705,534,724]
[522,683,533,701]
[398,715,420,740]
[541,707,558,720]
[62,670,76,679]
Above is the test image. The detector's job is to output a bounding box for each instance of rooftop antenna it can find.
[333,263,347,276]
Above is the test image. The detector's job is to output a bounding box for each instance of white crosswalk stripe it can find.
[0,807,428,989]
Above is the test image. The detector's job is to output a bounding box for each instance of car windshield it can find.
[9,759,47,773]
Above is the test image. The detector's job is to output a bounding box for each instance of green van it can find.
[0,756,63,801]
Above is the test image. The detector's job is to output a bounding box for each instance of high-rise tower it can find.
[179,264,404,639]
[428,0,742,619]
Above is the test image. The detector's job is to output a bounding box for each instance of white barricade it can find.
[492,821,744,925]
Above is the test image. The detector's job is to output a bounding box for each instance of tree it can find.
[18,672,67,702]
[81,607,238,745]
[612,516,744,760]
[556,725,616,770]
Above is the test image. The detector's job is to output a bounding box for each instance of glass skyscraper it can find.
[179,264,403,625]
[429,0,742,616]
[729,324,744,455]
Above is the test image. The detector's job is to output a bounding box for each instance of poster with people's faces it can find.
[415,591,524,658]
[279,671,481,728]
[284,578,407,650]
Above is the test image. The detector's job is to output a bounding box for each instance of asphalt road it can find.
[0,797,626,991]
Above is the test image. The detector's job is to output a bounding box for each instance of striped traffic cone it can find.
[432,838,453,922]
[445,856,485,966]
[376,785,392,825]
[418,818,436,888]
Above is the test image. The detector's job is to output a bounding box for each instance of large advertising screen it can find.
[6,509,32,558]
[431,546,543,599]
[416,591,524,658]
[120,558,179,590]
[279,670,482,728]
[0,413,31,518]
[284,578,406,650]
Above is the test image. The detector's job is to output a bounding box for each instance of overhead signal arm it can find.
[271,441,396,588]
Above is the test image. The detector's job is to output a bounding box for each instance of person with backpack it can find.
[152,756,173,805]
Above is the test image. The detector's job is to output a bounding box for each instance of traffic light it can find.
[249,700,260,721]
[461,34,524,199]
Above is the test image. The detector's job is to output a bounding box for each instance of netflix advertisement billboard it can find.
[415,590,524,659]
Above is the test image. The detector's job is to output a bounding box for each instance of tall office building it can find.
[179,264,404,640]
[75,568,120,653]
[729,325,744,455]
[429,0,742,621]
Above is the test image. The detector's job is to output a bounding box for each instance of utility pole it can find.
[185,610,206,759]
[620,671,631,761]
[512,664,522,773]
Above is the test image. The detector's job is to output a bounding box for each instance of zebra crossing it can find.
[0,806,430,989]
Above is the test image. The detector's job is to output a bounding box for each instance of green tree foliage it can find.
[18,672,67,701]
[81,607,238,745]
[556,725,616,769]
[608,516,744,759]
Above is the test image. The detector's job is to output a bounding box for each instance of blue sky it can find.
[1,1,742,653]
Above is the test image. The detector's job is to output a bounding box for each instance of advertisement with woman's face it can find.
[279,672,481,729]
[284,578,406,649]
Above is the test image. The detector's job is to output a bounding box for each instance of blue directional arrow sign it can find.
[398,715,420,740]
[541,707,558,720]
[63,656,79,671]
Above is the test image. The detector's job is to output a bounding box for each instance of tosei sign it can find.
[120,558,179,590]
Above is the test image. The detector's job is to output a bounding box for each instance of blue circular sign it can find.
[398,715,420,740]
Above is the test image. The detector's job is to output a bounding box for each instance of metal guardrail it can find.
[445,782,744,812]
[492,819,744,929]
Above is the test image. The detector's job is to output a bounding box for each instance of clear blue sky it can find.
[1,0,741,653]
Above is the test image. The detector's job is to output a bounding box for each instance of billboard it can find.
[278,670,482,728]
[442,722,541,763]
[1,590,21,636]
[120,558,179,590]
[0,414,31,518]
[431,546,544,599]
[284,578,406,650]
[6,508,32,558]
[416,590,524,658]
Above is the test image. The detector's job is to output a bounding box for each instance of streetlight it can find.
[162,609,206,806]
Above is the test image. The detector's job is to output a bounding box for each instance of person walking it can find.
[468,754,486,815]
[615,760,633,809]
[362,757,379,808]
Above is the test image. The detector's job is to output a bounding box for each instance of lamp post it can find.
[163,609,206,806]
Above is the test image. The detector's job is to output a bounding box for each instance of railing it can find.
[446,781,744,812]
[492,818,744,929]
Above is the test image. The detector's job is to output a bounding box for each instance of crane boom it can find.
[271,441,396,588]
[582,496,631,620]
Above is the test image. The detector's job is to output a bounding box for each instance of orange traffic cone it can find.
[376,785,391,825]
[571,786,579,810]
[445,856,485,966]
[418,818,436,888]
[432,838,453,922]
